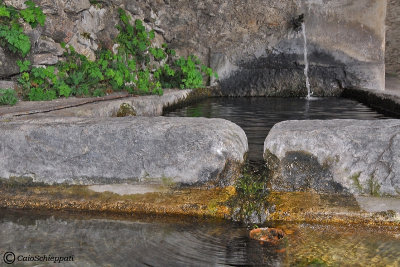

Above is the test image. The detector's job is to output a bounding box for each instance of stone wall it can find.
[386,0,400,76]
[0,0,388,95]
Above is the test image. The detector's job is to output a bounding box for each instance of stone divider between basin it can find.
[0,116,248,186]
[264,119,400,197]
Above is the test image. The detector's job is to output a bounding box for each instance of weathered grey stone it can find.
[0,48,20,79]
[34,37,64,56]
[264,120,400,196]
[386,0,400,76]
[38,0,60,15]
[80,6,107,36]
[43,13,75,43]
[32,53,59,65]
[3,0,26,9]
[41,89,191,117]
[0,117,248,185]
[219,0,386,95]
[67,34,97,61]
[64,0,90,13]
[0,89,190,119]
[0,81,15,90]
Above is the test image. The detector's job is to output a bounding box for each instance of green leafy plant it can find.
[0,1,45,57]
[155,53,218,89]
[0,88,18,105]
[13,6,217,101]
[17,60,62,101]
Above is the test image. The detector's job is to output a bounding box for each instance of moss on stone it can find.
[227,163,269,225]
[0,183,234,219]
[368,175,381,197]
[350,172,362,192]
[116,103,136,117]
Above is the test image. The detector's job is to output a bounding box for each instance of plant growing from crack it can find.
[0,0,45,57]
[228,163,269,225]
[12,6,218,101]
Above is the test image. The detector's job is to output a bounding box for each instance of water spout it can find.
[301,22,312,99]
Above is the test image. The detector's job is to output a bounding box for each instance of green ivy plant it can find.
[0,0,45,57]
[156,55,218,89]
[12,6,217,101]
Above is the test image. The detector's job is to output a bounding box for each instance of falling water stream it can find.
[302,22,312,99]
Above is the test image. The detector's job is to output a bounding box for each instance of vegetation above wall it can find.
[0,0,45,57]
[0,2,217,104]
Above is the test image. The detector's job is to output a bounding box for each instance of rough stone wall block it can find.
[0,117,248,186]
[264,119,400,197]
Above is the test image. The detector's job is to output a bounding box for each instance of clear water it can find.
[1,209,399,266]
[165,97,390,161]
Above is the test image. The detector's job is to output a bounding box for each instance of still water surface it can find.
[165,97,390,161]
[1,209,399,266]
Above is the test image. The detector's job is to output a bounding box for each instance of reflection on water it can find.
[164,97,390,161]
[1,209,400,266]
[0,210,281,266]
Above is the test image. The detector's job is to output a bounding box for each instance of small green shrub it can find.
[17,60,60,101]
[0,88,18,105]
[155,53,218,89]
[0,1,45,57]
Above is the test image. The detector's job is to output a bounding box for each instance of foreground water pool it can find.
[1,209,399,266]
[164,97,391,161]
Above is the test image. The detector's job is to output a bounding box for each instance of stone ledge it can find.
[342,87,400,117]
[264,119,400,197]
[0,89,191,118]
[0,116,248,186]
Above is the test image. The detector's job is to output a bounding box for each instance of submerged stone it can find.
[249,228,285,245]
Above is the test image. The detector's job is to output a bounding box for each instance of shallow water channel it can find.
[165,97,391,161]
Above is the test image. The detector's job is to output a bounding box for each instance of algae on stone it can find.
[116,103,136,117]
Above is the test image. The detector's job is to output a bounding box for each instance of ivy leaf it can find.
[56,81,72,98]
[20,1,45,28]
[127,59,136,71]
[0,6,10,17]
[17,60,31,72]
[105,68,115,78]
[114,71,124,86]
[149,30,155,40]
